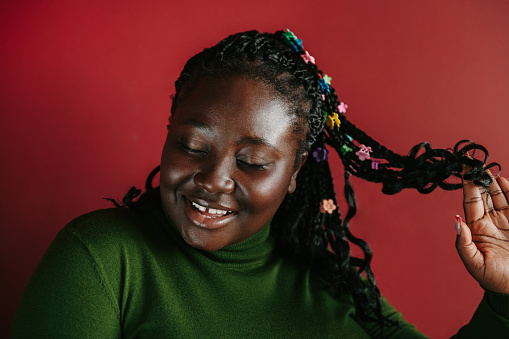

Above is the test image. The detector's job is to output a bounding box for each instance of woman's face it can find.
[160,76,306,251]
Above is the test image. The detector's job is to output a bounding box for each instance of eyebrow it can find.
[239,137,279,152]
[181,118,279,152]
[181,118,212,131]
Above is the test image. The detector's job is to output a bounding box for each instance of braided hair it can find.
[114,29,499,327]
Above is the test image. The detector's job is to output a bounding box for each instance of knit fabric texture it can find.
[11,205,509,338]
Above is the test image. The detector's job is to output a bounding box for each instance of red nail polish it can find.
[455,215,462,236]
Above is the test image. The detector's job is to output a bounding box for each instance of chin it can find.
[179,227,230,252]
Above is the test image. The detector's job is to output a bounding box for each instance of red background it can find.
[1,1,508,337]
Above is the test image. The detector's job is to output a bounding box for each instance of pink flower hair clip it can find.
[320,199,337,214]
[355,144,372,161]
[301,50,315,64]
[371,159,382,170]
[337,102,348,114]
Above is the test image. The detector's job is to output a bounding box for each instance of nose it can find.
[193,155,235,194]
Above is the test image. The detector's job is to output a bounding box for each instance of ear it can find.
[287,151,308,194]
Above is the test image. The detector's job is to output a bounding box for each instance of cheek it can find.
[160,143,191,190]
[240,166,293,211]
[160,165,185,192]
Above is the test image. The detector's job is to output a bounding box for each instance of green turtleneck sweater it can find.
[11,206,509,338]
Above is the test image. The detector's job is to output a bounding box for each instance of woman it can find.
[11,29,509,338]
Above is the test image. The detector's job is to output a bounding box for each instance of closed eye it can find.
[178,139,207,155]
[236,159,269,171]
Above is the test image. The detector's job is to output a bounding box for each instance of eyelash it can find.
[179,142,206,155]
[237,160,267,170]
[178,140,268,170]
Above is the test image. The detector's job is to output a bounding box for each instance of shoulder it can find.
[67,207,152,234]
[61,206,171,259]
[67,206,163,236]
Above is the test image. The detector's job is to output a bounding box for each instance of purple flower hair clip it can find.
[313,147,329,162]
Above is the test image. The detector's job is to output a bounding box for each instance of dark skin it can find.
[160,76,307,251]
[457,169,509,294]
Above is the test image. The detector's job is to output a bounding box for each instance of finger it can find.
[462,167,485,224]
[496,176,509,211]
[487,171,508,212]
[481,188,494,214]
[455,217,484,278]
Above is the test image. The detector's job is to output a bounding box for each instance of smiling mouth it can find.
[190,201,234,218]
[184,197,237,228]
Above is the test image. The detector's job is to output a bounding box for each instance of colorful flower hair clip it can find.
[320,199,337,214]
[312,147,329,162]
[319,78,330,93]
[301,50,315,64]
[371,159,382,170]
[340,144,353,155]
[323,74,332,86]
[325,112,341,129]
[282,29,303,53]
[282,29,298,41]
[356,144,372,161]
[337,102,348,114]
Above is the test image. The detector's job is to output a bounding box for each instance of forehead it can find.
[173,76,298,145]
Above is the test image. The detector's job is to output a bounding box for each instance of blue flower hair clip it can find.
[318,74,330,93]
[282,29,304,53]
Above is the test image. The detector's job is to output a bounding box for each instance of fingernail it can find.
[455,215,462,236]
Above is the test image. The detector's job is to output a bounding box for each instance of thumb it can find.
[455,215,484,277]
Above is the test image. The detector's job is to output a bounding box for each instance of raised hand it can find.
[456,168,509,294]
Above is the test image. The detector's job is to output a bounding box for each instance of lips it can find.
[184,196,237,229]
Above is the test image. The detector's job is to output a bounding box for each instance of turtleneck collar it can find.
[158,204,275,270]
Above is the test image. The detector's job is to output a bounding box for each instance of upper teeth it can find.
[192,201,231,215]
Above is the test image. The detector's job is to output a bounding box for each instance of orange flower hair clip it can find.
[320,199,337,214]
